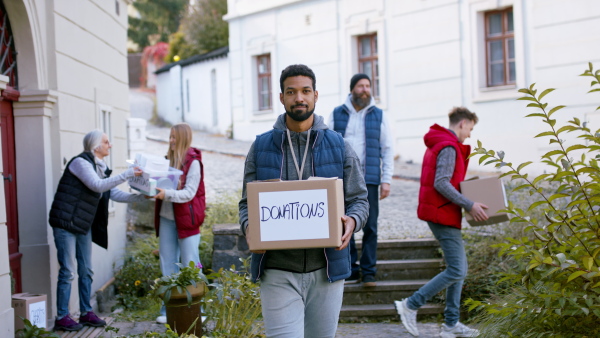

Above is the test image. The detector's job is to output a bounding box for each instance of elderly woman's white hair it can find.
[83,129,105,153]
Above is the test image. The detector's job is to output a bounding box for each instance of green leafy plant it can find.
[16,318,59,338]
[152,261,209,306]
[465,63,600,337]
[113,235,162,311]
[204,258,264,337]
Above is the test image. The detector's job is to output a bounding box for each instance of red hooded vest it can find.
[155,147,206,238]
[417,124,470,229]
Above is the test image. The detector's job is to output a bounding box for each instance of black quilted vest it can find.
[49,152,112,248]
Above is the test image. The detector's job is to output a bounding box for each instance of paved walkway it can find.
[93,316,443,337]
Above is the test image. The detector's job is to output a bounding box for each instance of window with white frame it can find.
[256,54,272,111]
[98,105,115,212]
[485,8,515,87]
[99,107,112,168]
[357,33,379,99]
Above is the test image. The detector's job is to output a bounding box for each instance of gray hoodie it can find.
[239,113,369,274]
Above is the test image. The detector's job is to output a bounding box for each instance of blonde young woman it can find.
[152,123,206,324]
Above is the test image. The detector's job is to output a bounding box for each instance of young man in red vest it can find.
[395,107,488,338]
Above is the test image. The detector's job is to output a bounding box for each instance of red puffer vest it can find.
[155,147,206,238]
[417,124,470,229]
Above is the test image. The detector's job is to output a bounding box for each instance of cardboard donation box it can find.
[247,177,345,251]
[12,293,47,330]
[127,153,183,195]
[460,176,510,226]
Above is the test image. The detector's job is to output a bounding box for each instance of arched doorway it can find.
[0,1,21,294]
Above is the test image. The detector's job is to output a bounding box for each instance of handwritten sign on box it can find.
[12,293,47,331]
[259,188,330,241]
[247,177,344,250]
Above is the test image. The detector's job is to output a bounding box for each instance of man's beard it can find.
[352,92,371,110]
[286,104,315,122]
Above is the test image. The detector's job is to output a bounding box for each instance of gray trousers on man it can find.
[260,268,344,338]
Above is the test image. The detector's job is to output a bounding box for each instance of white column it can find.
[12,89,57,323]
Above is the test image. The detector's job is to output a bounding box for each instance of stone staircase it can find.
[340,238,445,321]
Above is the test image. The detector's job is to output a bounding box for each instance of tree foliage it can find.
[465,63,600,337]
[166,0,228,62]
[128,0,188,52]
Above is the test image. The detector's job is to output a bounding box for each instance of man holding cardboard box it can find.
[395,107,487,338]
[328,73,394,286]
[239,64,369,337]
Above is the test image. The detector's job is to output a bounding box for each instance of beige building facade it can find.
[225,0,600,173]
[0,0,132,334]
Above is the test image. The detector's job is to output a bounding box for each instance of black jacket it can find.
[49,152,112,248]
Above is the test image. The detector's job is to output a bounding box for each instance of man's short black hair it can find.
[279,64,316,92]
[449,107,478,125]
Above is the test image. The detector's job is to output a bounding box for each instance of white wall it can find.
[181,57,232,134]
[225,0,600,174]
[156,55,232,136]
[156,71,172,126]
[51,0,131,315]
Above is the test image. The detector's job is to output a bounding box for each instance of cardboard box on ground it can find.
[12,293,47,330]
[127,153,182,195]
[247,177,345,251]
[460,176,509,226]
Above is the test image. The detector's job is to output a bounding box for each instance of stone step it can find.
[342,280,429,305]
[374,258,444,281]
[356,238,441,261]
[340,303,444,321]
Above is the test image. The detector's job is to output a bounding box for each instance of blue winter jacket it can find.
[249,127,351,283]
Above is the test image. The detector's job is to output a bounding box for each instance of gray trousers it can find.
[260,268,344,338]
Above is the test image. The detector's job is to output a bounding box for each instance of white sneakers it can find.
[394,299,479,337]
[395,299,419,336]
[156,315,167,324]
[440,321,480,337]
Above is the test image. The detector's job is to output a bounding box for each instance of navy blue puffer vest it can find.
[250,128,351,283]
[332,105,382,185]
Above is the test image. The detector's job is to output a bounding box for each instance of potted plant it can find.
[152,261,208,336]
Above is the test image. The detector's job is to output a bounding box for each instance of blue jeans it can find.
[53,227,93,319]
[350,184,379,277]
[407,222,467,327]
[158,217,201,315]
[260,268,344,338]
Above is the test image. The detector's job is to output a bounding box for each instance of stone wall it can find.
[212,223,250,271]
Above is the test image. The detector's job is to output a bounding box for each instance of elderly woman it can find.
[49,130,145,331]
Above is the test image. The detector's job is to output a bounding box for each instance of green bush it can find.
[465,63,600,337]
[114,192,241,322]
[460,178,550,314]
[113,235,162,311]
[203,258,263,337]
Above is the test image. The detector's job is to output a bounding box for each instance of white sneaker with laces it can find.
[156,315,167,324]
[440,321,480,338]
[394,299,419,336]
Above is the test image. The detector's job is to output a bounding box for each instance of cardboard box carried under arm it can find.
[460,176,510,226]
[246,177,344,250]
